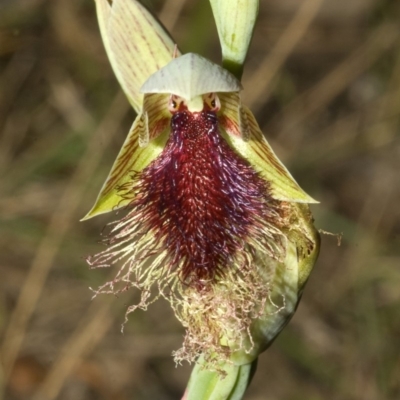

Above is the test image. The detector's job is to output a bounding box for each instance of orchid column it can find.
[84,1,320,399]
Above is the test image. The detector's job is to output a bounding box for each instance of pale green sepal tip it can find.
[140,53,242,100]
[80,192,121,221]
[185,355,253,400]
[210,0,259,79]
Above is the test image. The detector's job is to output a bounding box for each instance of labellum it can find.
[84,53,319,366]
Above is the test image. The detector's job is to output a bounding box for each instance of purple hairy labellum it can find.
[89,96,285,289]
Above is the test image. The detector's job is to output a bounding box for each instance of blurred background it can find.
[1,0,399,399]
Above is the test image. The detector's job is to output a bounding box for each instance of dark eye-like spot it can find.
[211,99,216,108]
[172,101,177,108]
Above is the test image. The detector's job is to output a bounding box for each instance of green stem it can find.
[184,356,258,400]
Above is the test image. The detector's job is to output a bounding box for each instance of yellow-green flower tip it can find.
[210,0,259,79]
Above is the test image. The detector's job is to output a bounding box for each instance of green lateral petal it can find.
[141,53,242,100]
[82,110,169,220]
[210,0,259,79]
[96,0,178,113]
[219,93,317,203]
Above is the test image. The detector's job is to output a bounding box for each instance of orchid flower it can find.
[84,0,320,398]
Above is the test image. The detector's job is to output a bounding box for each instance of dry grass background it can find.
[0,0,400,399]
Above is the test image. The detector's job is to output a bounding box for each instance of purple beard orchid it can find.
[84,0,320,375]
